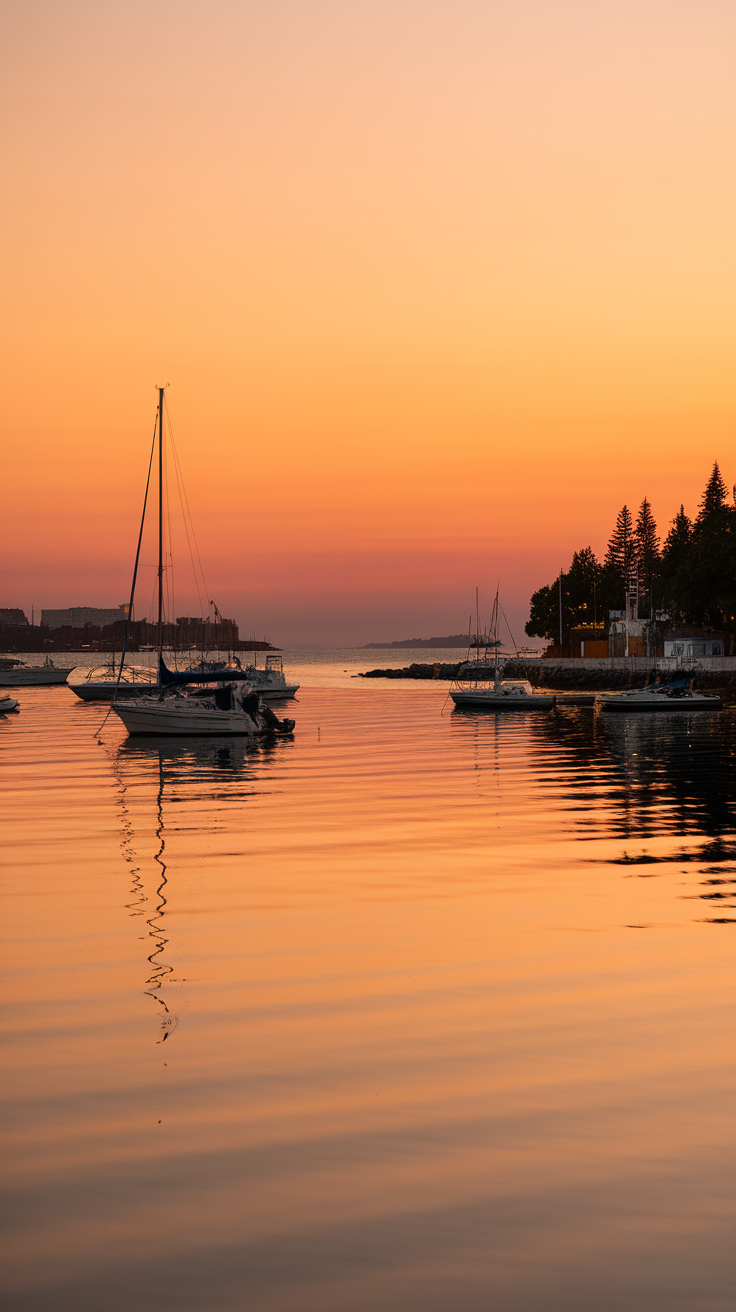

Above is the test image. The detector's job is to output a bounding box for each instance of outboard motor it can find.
[260,703,295,735]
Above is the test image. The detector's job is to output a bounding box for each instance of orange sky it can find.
[1,0,734,644]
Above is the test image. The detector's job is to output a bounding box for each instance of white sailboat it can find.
[113,663,295,738]
[109,388,296,739]
[69,661,158,700]
[450,589,556,710]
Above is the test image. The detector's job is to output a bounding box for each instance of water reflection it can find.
[451,703,736,923]
[110,736,273,1041]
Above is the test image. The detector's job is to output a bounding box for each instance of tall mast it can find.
[157,387,164,655]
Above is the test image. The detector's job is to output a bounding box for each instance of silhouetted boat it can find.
[450,588,555,709]
[68,662,158,700]
[108,389,296,739]
[600,680,722,713]
[112,661,295,737]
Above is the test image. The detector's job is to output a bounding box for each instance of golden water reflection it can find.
[1,688,734,1310]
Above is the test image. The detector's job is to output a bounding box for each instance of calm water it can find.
[1,656,735,1310]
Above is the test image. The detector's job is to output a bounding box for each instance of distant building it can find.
[0,608,28,626]
[664,638,723,658]
[41,604,131,630]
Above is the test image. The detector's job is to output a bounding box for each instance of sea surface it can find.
[1,651,735,1311]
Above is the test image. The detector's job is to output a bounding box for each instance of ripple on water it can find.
[0,686,735,1311]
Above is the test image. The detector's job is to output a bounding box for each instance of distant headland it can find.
[363,635,490,649]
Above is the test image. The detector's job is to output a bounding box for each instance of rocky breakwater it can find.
[358,662,462,681]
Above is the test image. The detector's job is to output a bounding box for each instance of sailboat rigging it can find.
[93,388,295,737]
[449,587,557,710]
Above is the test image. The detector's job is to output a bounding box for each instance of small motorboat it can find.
[0,657,75,687]
[600,678,722,713]
[0,695,19,713]
[185,653,299,701]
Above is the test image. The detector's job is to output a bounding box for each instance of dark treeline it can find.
[525,462,736,641]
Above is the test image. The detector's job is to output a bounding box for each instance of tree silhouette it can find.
[697,461,728,521]
[525,464,735,646]
[604,505,635,610]
[690,463,736,627]
[659,506,693,622]
[634,497,660,615]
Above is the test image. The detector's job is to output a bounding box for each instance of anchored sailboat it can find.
[450,588,556,710]
[110,389,295,738]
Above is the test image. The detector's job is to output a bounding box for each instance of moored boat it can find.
[0,657,74,687]
[600,679,722,713]
[112,661,295,737]
[186,653,299,701]
[106,387,297,742]
[451,666,557,710]
[449,589,556,710]
[0,695,20,713]
[68,662,159,700]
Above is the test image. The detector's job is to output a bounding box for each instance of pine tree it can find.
[663,505,692,558]
[634,498,659,571]
[697,461,728,521]
[633,497,660,617]
[659,506,693,622]
[604,505,635,582]
[690,462,736,627]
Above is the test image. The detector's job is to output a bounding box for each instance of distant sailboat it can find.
[450,588,556,710]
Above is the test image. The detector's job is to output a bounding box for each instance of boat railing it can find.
[81,663,157,684]
[454,653,515,686]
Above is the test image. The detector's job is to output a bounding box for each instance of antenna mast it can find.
[157,387,164,655]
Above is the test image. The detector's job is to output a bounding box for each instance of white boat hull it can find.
[252,681,300,700]
[112,700,258,736]
[0,668,74,686]
[451,689,556,709]
[111,694,294,737]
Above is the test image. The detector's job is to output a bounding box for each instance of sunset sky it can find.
[2,0,734,645]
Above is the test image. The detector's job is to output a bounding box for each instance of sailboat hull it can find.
[451,689,556,709]
[111,697,292,737]
[71,679,160,701]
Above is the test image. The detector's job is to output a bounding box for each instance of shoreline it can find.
[358,657,736,700]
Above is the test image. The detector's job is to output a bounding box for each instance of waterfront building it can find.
[41,604,131,630]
